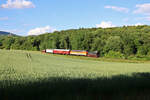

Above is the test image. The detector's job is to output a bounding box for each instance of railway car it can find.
[53,49,70,55]
[87,51,99,58]
[46,49,54,54]
[70,50,88,56]
[41,50,46,53]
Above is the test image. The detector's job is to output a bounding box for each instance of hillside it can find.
[0,31,15,36]
[0,25,150,59]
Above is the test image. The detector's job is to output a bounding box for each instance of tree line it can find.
[1,25,150,59]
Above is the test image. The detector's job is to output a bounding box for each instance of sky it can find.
[0,0,150,36]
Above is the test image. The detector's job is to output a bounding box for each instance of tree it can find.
[104,36,123,53]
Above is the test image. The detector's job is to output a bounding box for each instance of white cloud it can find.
[105,5,129,13]
[96,22,144,29]
[134,3,150,14]
[28,26,56,36]
[134,23,144,26]
[1,0,35,9]
[123,23,144,26]
[0,17,8,20]
[96,21,116,28]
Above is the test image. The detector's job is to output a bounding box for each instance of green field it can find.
[1,50,150,100]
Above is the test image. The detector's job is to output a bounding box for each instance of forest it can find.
[1,25,150,59]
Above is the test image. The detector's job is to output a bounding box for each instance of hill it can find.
[1,25,150,59]
[0,31,15,36]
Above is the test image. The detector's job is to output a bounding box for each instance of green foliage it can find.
[1,26,150,59]
[104,36,123,53]
[137,46,148,56]
[2,36,15,49]
[104,51,125,59]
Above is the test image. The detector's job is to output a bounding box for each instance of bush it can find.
[147,51,150,57]
[137,46,148,56]
[104,51,125,59]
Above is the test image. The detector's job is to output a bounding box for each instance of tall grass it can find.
[0,50,150,100]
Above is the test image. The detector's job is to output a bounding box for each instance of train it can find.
[42,49,99,58]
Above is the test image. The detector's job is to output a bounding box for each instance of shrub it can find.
[104,51,125,59]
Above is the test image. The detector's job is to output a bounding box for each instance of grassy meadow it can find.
[0,50,150,100]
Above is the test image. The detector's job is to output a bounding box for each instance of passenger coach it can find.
[42,49,99,58]
[46,49,54,53]
[70,50,88,56]
[53,49,70,55]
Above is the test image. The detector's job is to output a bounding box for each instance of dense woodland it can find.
[1,25,150,59]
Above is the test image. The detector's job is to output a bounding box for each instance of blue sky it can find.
[0,0,150,36]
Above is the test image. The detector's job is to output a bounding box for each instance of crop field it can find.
[0,50,150,100]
